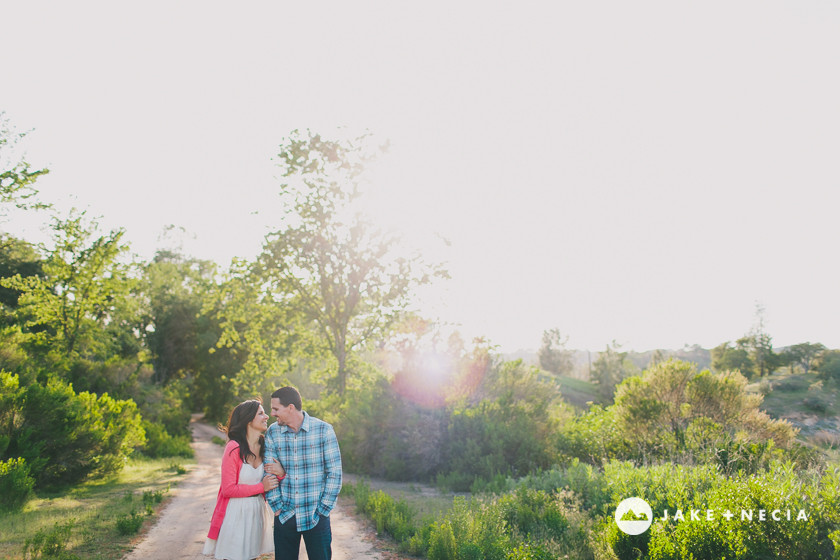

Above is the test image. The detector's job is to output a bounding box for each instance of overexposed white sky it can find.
[2,1,838,352]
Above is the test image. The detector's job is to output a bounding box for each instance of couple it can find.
[203,386,342,560]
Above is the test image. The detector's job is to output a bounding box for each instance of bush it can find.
[3,374,146,490]
[646,462,840,560]
[22,520,80,560]
[428,521,457,560]
[115,510,146,535]
[0,456,34,512]
[774,376,810,392]
[439,399,557,491]
[815,350,840,383]
[802,395,829,414]
[349,481,419,546]
[139,420,193,458]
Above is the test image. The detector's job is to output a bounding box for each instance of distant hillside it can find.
[751,371,840,450]
[625,345,712,371]
[504,345,713,374]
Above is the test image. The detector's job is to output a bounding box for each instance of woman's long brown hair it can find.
[222,399,264,464]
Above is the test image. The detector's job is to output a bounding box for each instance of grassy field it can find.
[0,455,194,560]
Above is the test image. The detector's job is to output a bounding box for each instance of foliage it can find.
[139,420,193,458]
[1,210,136,362]
[711,339,755,378]
[712,307,782,379]
[345,480,423,552]
[645,462,840,560]
[781,343,826,375]
[1,372,145,490]
[0,454,192,559]
[114,511,146,535]
[557,360,802,473]
[336,372,446,480]
[428,520,457,560]
[590,341,639,402]
[0,112,49,211]
[0,457,34,512]
[21,520,80,560]
[141,249,218,385]
[538,328,574,376]
[438,360,566,491]
[208,258,310,410]
[257,129,445,396]
[609,360,795,471]
[815,350,840,383]
[0,235,43,320]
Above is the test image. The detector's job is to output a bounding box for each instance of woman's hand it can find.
[262,474,279,492]
[265,458,286,478]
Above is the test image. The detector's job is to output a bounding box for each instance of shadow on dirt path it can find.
[123,415,389,560]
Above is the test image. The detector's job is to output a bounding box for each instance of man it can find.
[264,386,342,560]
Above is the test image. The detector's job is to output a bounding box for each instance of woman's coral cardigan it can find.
[207,440,278,540]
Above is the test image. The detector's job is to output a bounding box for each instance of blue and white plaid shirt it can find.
[264,411,342,531]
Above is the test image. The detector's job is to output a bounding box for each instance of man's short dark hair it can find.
[271,386,302,411]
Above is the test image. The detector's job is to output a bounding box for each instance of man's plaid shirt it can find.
[264,411,342,531]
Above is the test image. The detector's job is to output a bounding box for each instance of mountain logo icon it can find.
[615,497,653,535]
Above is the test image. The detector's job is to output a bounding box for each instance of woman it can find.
[203,399,286,560]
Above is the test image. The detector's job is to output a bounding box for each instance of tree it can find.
[0,112,48,211]
[814,349,840,383]
[745,303,779,377]
[142,249,218,384]
[711,340,755,377]
[590,341,638,401]
[781,342,826,374]
[537,328,574,376]
[258,130,445,396]
[0,234,43,315]
[1,211,134,359]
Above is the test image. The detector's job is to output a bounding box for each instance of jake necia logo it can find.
[615,497,810,535]
[615,497,653,535]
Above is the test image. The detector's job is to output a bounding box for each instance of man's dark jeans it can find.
[274,514,331,560]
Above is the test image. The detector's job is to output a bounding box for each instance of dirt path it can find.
[123,416,389,560]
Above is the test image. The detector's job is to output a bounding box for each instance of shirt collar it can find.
[280,410,310,434]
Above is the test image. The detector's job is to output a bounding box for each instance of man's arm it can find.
[263,424,283,513]
[316,424,342,517]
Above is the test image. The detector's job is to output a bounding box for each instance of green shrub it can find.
[505,543,556,560]
[22,520,80,560]
[774,376,810,392]
[514,460,608,513]
[0,456,34,511]
[115,510,146,535]
[428,521,457,560]
[4,375,145,490]
[646,463,839,560]
[142,487,168,507]
[347,480,420,547]
[439,399,557,491]
[802,395,829,414]
[139,420,193,458]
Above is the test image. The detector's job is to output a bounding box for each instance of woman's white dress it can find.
[203,462,274,560]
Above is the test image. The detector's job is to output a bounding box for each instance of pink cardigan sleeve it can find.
[220,441,265,498]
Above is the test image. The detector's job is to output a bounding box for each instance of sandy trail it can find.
[123,416,385,560]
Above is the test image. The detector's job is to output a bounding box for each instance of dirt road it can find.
[123,417,388,560]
